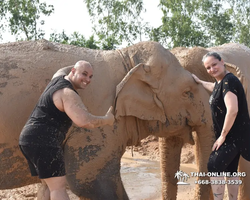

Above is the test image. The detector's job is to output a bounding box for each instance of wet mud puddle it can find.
[121,151,198,200]
[121,151,162,200]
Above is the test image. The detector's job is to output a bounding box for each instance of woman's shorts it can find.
[207,141,240,173]
[19,145,66,179]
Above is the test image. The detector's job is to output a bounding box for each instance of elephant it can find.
[0,39,214,200]
[171,43,250,200]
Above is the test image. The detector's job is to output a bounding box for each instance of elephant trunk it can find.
[193,125,214,200]
[159,136,184,200]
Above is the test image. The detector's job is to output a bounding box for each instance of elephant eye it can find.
[182,87,193,99]
[143,65,151,73]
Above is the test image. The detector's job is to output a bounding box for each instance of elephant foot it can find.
[73,179,129,200]
[194,178,211,200]
[162,182,178,200]
[67,172,129,200]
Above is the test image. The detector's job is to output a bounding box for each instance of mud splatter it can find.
[0,62,18,80]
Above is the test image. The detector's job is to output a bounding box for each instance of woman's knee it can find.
[207,157,225,172]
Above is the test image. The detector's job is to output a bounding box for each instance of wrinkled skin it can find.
[0,40,213,200]
[171,43,250,200]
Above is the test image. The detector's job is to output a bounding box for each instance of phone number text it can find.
[194,180,242,185]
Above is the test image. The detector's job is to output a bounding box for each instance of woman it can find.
[192,52,250,200]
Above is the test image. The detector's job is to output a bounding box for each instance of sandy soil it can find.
[0,136,200,200]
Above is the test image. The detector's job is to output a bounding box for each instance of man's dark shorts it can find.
[19,145,66,179]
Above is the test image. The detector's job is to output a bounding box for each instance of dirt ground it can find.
[0,136,213,200]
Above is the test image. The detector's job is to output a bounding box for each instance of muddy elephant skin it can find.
[171,43,250,200]
[0,40,213,200]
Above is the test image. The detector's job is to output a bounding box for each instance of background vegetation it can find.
[0,0,249,49]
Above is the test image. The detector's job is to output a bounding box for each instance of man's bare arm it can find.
[52,65,74,79]
[82,106,114,129]
[61,89,114,128]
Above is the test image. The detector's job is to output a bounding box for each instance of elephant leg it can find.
[37,180,50,200]
[159,136,183,200]
[65,145,129,200]
[93,175,129,200]
[238,157,250,200]
[68,167,129,200]
[193,128,213,200]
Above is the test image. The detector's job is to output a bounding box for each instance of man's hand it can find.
[104,106,115,126]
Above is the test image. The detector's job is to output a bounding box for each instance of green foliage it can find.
[2,0,250,49]
[50,30,69,44]
[1,0,54,40]
[100,36,119,50]
[159,0,250,48]
[159,0,212,48]
[70,33,100,49]
[83,0,250,48]
[198,0,233,46]
[227,0,250,46]
[84,0,151,49]
[148,27,163,43]
[49,31,100,49]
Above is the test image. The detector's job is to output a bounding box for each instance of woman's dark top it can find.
[19,75,78,147]
[209,73,250,160]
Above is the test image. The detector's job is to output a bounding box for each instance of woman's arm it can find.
[192,74,215,92]
[212,91,238,151]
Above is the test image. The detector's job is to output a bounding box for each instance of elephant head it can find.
[171,43,250,200]
[114,42,214,200]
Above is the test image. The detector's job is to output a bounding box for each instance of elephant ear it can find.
[224,61,249,103]
[225,62,245,83]
[115,63,166,123]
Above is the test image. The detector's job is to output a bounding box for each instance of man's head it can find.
[69,60,93,90]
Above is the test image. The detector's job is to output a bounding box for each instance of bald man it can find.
[19,60,114,200]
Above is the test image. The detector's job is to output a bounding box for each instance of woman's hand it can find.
[212,135,226,151]
[191,74,215,92]
[192,74,201,84]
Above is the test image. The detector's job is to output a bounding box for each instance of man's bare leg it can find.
[37,180,50,200]
[43,176,70,200]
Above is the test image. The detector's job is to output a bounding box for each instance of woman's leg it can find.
[210,177,225,200]
[207,141,240,200]
[225,153,241,200]
[226,176,239,200]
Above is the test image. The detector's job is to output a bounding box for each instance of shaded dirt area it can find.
[130,135,195,163]
[0,136,200,200]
